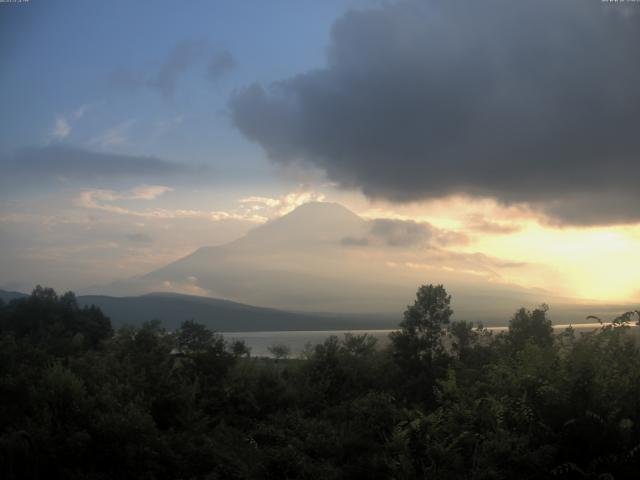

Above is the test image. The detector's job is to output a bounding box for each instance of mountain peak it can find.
[279,201,362,221]
[239,201,366,247]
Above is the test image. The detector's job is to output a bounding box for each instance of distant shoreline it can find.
[221,322,638,335]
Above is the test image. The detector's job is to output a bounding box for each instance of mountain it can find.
[235,201,367,249]
[86,202,630,324]
[0,288,394,331]
[0,289,28,303]
[76,292,395,331]
[94,202,403,313]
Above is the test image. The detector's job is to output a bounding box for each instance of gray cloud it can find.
[2,145,194,181]
[112,41,235,97]
[230,0,640,225]
[148,40,209,96]
[342,218,467,248]
[340,236,370,247]
[207,50,236,82]
[126,233,153,244]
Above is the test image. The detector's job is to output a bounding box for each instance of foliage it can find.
[267,343,291,360]
[508,304,554,350]
[1,285,640,479]
[389,284,454,404]
[391,284,453,366]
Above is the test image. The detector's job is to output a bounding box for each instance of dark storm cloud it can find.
[112,41,235,97]
[230,0,640,225]
[341,218,467,248]
[3,145,191,180]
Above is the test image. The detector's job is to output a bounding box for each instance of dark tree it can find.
[390,284,453,403]
[508,304,553,350]
[267,343,291,360]
[391,284,453,366]
[176,319,220,353]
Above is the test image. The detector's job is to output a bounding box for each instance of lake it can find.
[221,322,633,357]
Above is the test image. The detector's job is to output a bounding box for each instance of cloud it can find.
[342,218,467,249]
[75,186,179,217]
[465,214,521,235]
[48,103,94,141]
[89,119,136,149]
[239,188,326,218]
[76,184,174,208]
[340,236,370,247]
[74,186,246,221]
[73,185,322,223]
[126,233,153,244]
[51,116,71,139]
[229,0,640,225]
[397,249,531,283]
[72,104,92,120]
[112,41,235,97]
[149,41,208,96]
[207,50,236,82]
[2,145,193,182]
[129,185,174,200]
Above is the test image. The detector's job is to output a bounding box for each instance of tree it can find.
[230,339,251,357]
[389,284,453,403]
[508,304,553,350]
[391,284,453,367]
[268,343,291,360]
[342,333,378,357]
[0,287,112,351]
[176,319,220,354]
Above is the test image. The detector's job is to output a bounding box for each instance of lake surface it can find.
[221,329,396,357]
[222,323,632,358]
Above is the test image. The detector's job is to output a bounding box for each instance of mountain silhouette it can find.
[89,202,584,322]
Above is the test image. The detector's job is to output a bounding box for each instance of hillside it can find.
[77,292,397,331]
[0,289,27,303]
[0,289,394,331]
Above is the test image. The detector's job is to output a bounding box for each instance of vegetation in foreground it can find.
[1,285,640,479]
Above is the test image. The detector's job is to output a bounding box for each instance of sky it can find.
[1,0,640,312]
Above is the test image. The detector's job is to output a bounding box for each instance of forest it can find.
[1,284,640,479]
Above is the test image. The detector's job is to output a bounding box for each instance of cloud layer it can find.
[3,145,193,181]
[230,0,640,225]
[112,41,235,97]
[342,218,467,248]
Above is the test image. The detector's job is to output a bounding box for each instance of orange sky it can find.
[330,191,640,304]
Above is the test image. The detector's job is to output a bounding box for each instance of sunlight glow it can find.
[350,194,640,304]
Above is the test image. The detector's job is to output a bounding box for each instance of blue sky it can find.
[0,0,359,181]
